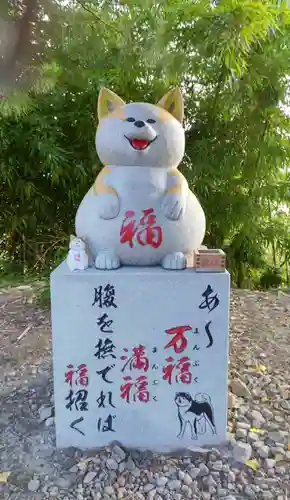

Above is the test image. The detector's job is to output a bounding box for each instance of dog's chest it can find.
[70,250,85,261]
[110,166,168,199]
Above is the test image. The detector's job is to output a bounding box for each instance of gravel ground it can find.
[0,285,289,500]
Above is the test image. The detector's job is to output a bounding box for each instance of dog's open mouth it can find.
[125,136,157,151]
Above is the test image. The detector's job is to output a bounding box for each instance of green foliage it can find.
[1,0,290,287]
[35,279,51,308]
[260,266,282,289]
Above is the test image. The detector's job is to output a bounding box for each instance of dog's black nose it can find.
[134,120,145,128]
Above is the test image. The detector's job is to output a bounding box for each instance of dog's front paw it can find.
[161,252,186,270]
[95,250,121,270]
[161,193,186,221]
[98,194,120,220]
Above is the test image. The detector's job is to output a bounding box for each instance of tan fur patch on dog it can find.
[93,166,119,196]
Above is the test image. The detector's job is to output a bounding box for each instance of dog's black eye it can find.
[147,118,156,124]
[125,117,135,122]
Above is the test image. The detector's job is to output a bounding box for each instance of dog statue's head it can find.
[95,87,185,168]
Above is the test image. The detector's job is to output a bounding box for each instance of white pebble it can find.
[167,479,181,490]
[104,485,115,495]
[182,473,192,486]
[49,486,59,497]
[262,493,273,499]
[198,463,209,476]
[111,444,126,463]
[233,442,252,462]
[250,410,265,424]
[217,488,229,497]
[228,392,239,409]
[228,470,236,482]
[83,471,97,484]
[56,477,73,489]
[117,476,126,487]
[143,483,155,493]
[231,379,251,398]
[125,456,135,471]
[244,486,256,498]
[236,422,250,430]
[178,470,185,481]
[28,479,40,492]
[132,467,140,477]
[274,415,284,423]
[261,408,273,419]
[275,466,286,474]
[45,417,54,427]
[265,459,276,469]
[189,467,200,479]
[248,432,259,442]
[155,476,168,487]
[106,458,118,471]
[181,484,192,497]
[211,460,223,471]
[236,428,247,439]
[203,474,216,487]
[77,461,88,472]
[252,440,264,449]
[39,405,53,422]
[257,445,270,458]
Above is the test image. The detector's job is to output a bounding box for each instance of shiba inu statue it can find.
[75,87,206,270]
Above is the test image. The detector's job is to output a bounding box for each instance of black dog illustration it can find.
[175,392,216,440]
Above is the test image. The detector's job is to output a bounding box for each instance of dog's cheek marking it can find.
[93,166,118,196]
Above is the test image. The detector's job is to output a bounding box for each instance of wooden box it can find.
[194,249,226,273]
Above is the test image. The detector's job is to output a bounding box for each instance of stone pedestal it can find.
[50,261,230,451]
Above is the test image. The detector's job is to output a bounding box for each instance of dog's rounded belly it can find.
[75,169,206,265]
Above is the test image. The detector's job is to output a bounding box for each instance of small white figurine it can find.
[66,235,89,271]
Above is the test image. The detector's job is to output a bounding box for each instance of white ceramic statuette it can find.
[66,235,89,272]
[75,87,206,270]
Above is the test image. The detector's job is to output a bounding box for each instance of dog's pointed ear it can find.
[98,87,126,121]
[156,87,184,122]
[70,234,75,242]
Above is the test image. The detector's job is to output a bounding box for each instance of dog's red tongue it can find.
[131,138,149,150]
